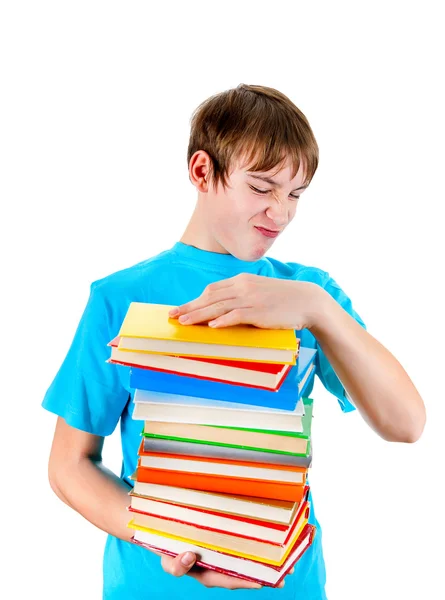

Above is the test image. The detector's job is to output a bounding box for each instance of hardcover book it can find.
[128,501,310,564]
[130,347,317,411]
[128,486,310,542]
[108,336,292,390]
[130,480,305,524]
[137,443,308,484]
[141,436,313,467]
[133,394,307,432]
[135,463,306,502]
[131,523,316,587]
[118,302,298,364]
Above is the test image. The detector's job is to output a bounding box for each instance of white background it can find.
[1,1,444,599]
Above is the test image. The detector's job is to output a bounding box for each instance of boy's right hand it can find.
[160,550,263,589]
[159,550,293,590]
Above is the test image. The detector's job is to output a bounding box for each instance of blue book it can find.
[129,347,317,411]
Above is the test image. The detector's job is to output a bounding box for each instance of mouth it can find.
[254,226,281,239]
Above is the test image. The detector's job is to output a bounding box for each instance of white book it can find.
[138,454,305,484]
[141,436,313,467]
[131,524,314,587]
[131,481,299,524]
[128,503,309,562]
[133,391,304,432]
[129,493,301,543]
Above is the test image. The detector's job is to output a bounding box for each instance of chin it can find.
[239,243,270,262]
[250,246,269,261]
[221,232,272,262]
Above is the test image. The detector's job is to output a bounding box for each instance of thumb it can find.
[161,551,197,577]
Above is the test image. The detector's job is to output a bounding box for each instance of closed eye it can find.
[249,184,300,201]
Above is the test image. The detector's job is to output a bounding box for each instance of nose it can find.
[265,194,289,227]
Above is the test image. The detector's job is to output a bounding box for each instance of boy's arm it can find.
[48,417,265,590]
[310,293,426,443]
[169,273,426,444]
[48,416,132,541]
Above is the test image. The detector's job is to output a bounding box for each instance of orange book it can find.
[135,465,306,502]
[138,441,307,481]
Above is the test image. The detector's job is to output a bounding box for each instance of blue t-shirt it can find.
[42,241,366,600]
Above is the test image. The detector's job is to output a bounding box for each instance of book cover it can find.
[129,486,310,533]
[210,397,313,438]
[110,356,291,391]
[118,302,298,353]
[109,336,292,373]
[135,465,307,502]
[130,347,317,411]
[130,480,301,524]
[129,494,295,530]
[137,441,308,483]
[141,436,313,466]
[140,398,313,455]
[129,509,308,566]
[128,506,290,546]
[130,523,316,587]
[127,502,310,564]
[108,336,293,390]
[133,394,305,432]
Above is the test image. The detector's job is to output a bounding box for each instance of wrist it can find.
[306,284,337,334]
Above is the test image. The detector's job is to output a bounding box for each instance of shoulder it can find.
[263,255,332,288]
[81,248,176,332]
[264,255,361,318]
[90,248,174,299]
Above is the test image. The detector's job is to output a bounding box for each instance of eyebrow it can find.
[247,173,308,191]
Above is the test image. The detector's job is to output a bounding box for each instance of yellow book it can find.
[117,302,298,364]
[128,511,309,566]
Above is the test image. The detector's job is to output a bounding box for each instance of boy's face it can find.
[198,153,309,261]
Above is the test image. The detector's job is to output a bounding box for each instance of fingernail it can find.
[180,551,195,567]
[179,315,189,323]
[208,320,217,327]
[169,308,179,316]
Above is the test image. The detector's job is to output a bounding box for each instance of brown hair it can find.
[187,84,319,192]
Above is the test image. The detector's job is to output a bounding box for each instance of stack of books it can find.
[107,302,318,587]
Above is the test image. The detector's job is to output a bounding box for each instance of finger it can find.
[187,568,262,590]
[175,291,237,320]
[168,283,237,319]
[288,567,295,575]
[178,299,247,326]
[161,551,196,577]
[208,308,251,328]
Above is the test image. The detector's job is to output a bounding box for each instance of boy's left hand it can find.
[168,273,328,330]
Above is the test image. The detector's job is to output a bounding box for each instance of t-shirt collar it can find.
[171,241,267,274]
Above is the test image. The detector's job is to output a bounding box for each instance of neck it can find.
[180,203,229,254]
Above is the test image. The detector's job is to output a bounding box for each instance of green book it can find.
[209,398,313,439]
[142,397,313,457]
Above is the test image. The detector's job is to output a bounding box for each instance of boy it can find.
[43,84,426,599]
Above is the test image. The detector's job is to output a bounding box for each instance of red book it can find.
[107,336,293,390]
[128,498,310,548]
[129,485,310,534]
[131,523,316,587]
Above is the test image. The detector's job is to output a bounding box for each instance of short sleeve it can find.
[41,281,130,436]
[315,275,367,413]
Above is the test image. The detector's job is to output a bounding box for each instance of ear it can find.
[189,150,212,192]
